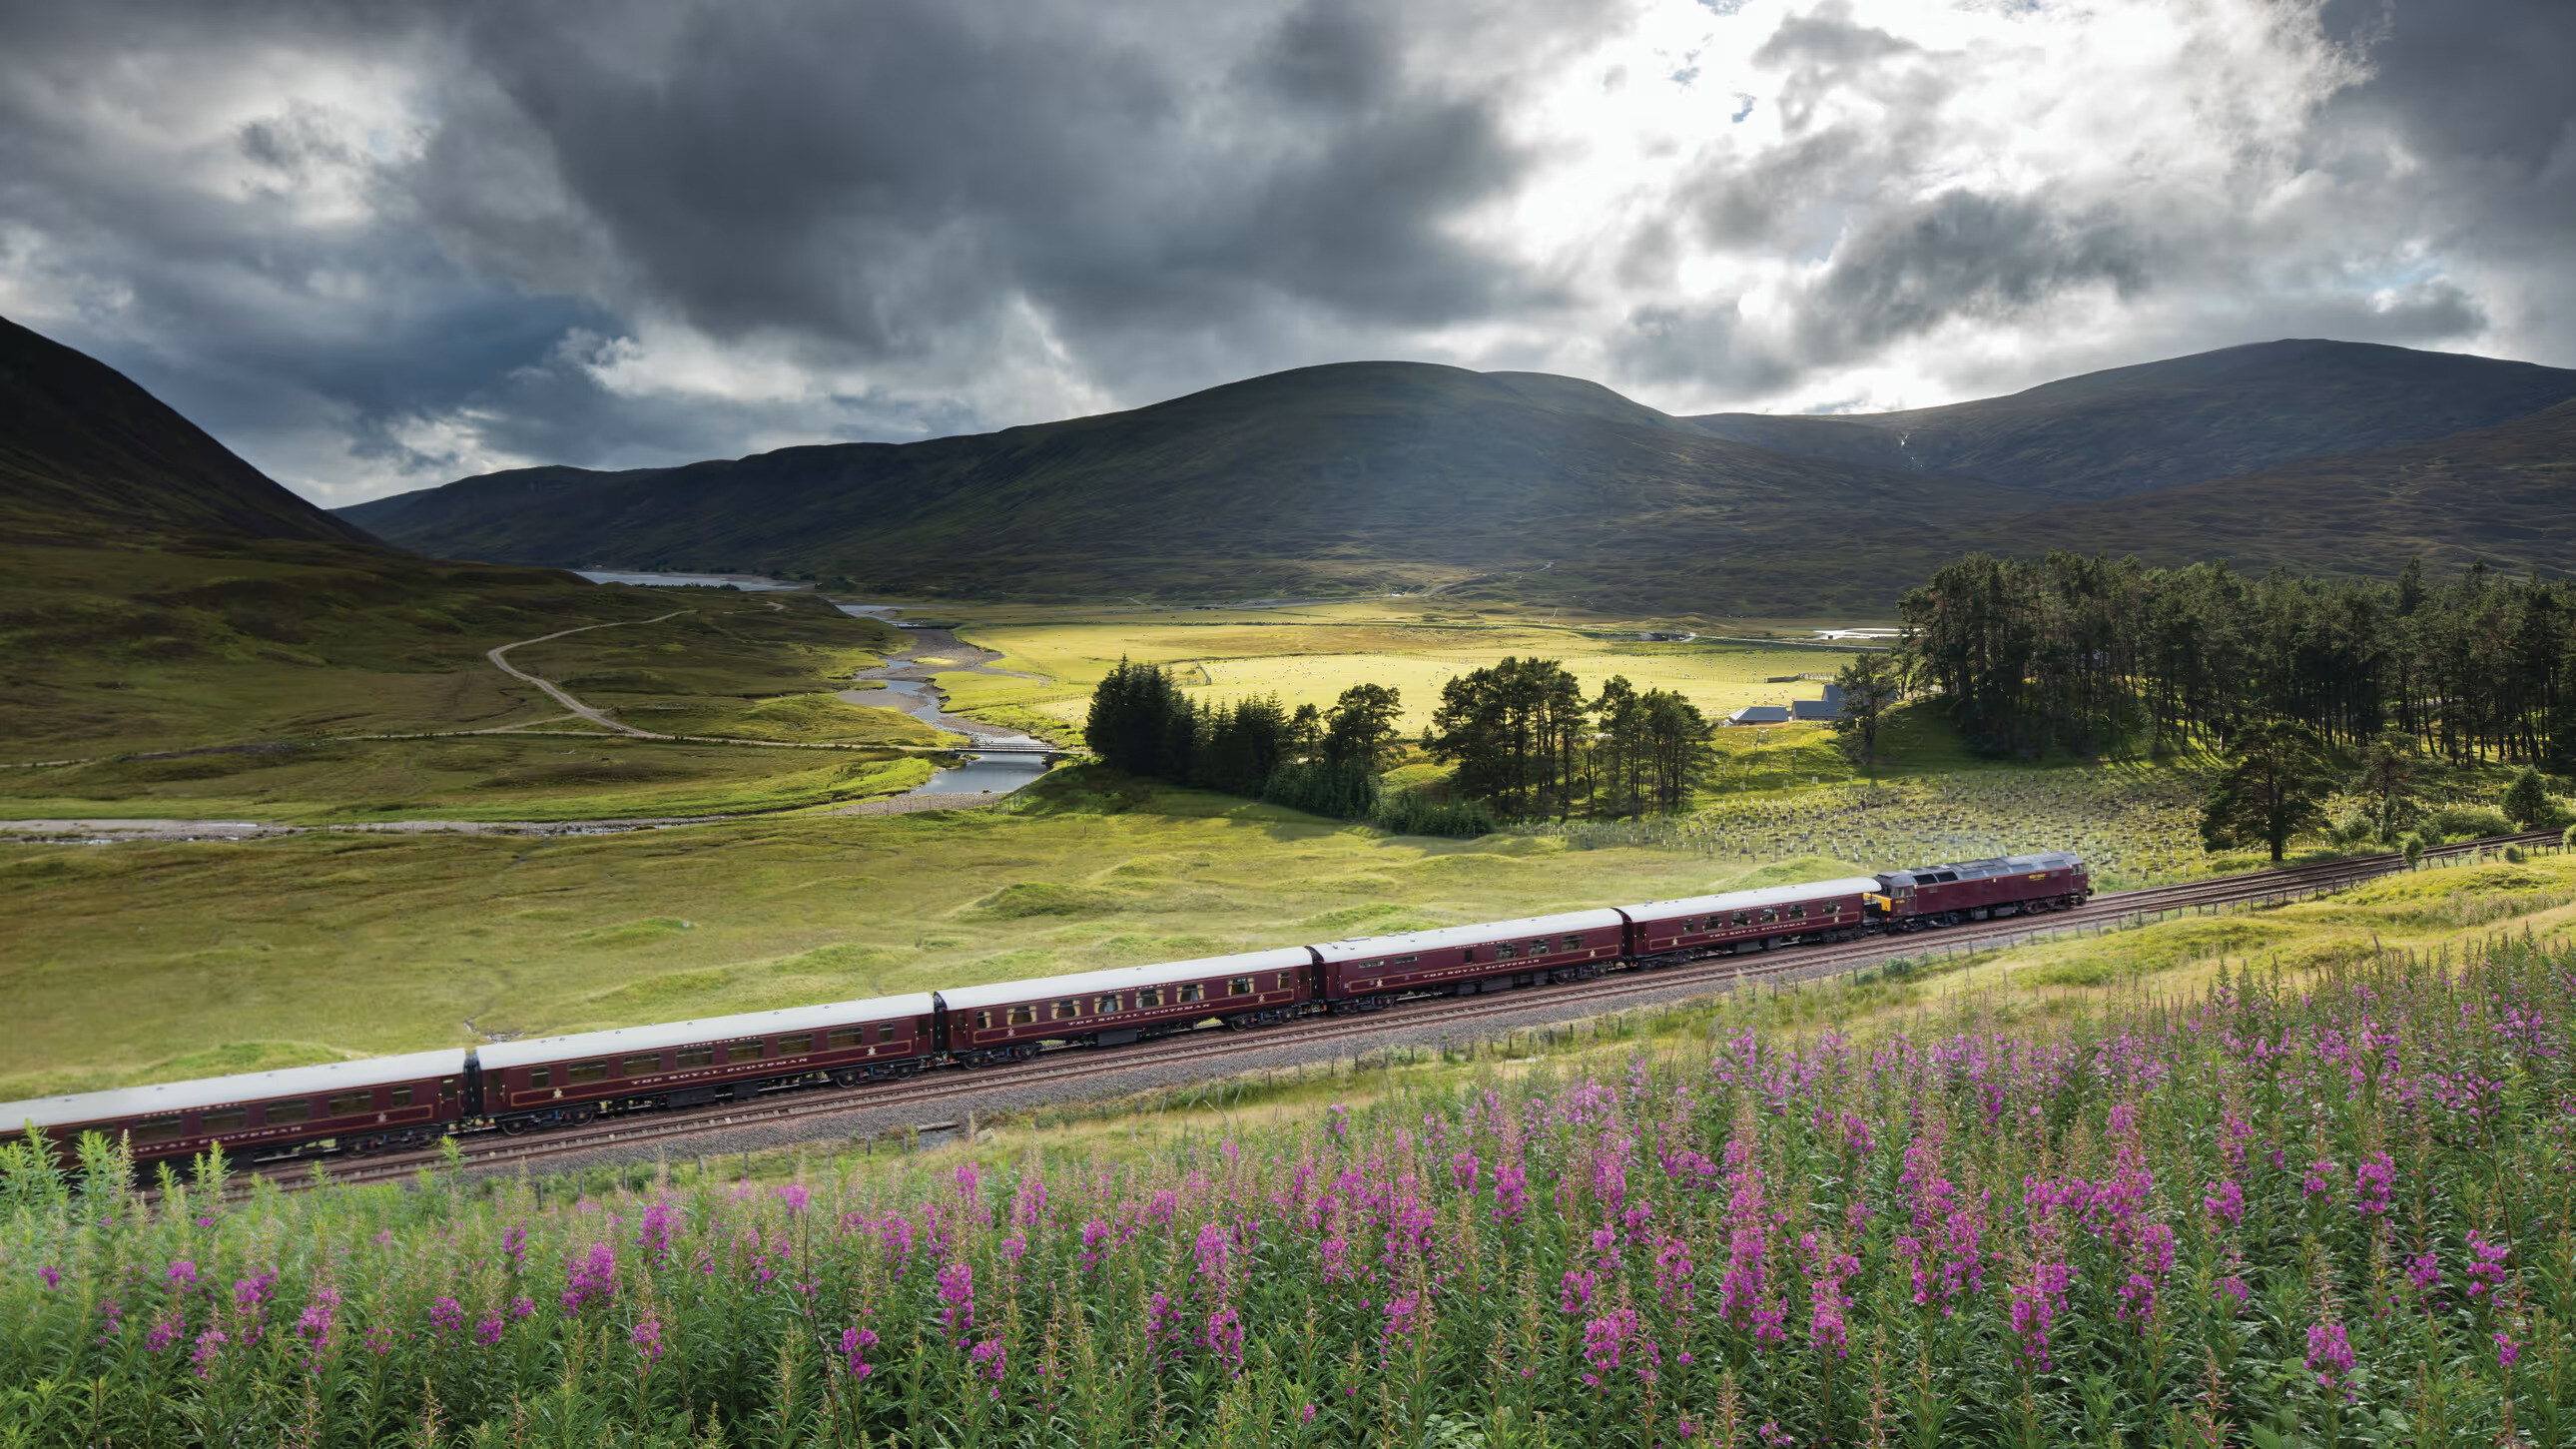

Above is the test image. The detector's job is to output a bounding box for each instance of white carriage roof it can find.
[1309,908,1627,963]
[0,1048,469,1131]
[937,948,1317,1012]
[476,993,938,1070]
[1620,878,1887,920]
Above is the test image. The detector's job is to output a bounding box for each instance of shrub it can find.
[2425,805,2515,842]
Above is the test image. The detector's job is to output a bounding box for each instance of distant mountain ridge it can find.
[0,316,377,546]
[340,339,2576,611]
[1685,339,2576,498]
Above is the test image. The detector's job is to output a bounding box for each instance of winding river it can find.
[834,608,1055,797]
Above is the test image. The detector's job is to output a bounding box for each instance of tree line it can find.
[1900,552,2576,766]
[1081,655,1729,830]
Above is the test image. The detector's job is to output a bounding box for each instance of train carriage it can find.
[474,993,936,1131]
[1870,852,2091,929]
[1311,909,1627,1010]
[1619,877,1883,962]
[0,1050,469,1168]
[935,948,1316,1063]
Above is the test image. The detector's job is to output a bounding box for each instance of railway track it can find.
[228,829,2562,1196]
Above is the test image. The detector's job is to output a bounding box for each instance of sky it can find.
[3,0,2571,506]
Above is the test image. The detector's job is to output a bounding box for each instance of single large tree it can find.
[2201,719,2339,862]
[2350,730,2423,839]
[1321,683,1405,771]
[2499,765,2559,829]
[1829,652,1903,766]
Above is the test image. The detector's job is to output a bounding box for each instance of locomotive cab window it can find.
[133,1117,183,1143]
[264,1098,312,1125]
[622,1054,663,1077]
[568,1061,610,1085]
[201,1108,247,1134]
[326,1091,371,1116]
[676,1046,716,1069]
[1227,977,1254,997]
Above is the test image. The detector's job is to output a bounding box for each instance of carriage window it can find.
[1732,912,1750,927]
[1529,939,1553,955]
[568,1061,610,1084]
[876,1024,899,1044]
[326,1091,372,1116]
[1178,983,1204,1005]
[976,1012,993,1030]
[264,1098,312,1125]
[527,1068,551,1088]
[1496,942,1519,961]
[1095,994,1124,1015]
[1787,905,1807,920]
[201,1108,248,1134]
[1137,988,1163,1009]
[777,1035,813,1057]
[623,1054,663,1077]
[1390,955,1418,967]
[728,1041,765,1063]
[676,1046,716,1069]
[1759,909,1778,924]
[827,1029,865,1052]
[1227,977,1254,997]
[388,1085,413,1107]
[133,1118,183,1143]
[1008,1004,1037,1027]
[1274,972,1294,990]
[1052,1000,1079,1020]
[1564,935,1585,951]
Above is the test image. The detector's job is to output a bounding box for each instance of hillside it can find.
[1687,338,2576,500]
[0,316,377,546]
[345,341,2576,614]
[341,362,2048,609]
[0,316,913,763]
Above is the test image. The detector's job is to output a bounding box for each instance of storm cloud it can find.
[0,0,2568,502]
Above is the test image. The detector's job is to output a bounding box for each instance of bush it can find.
[2426,805,2516,842]
[2402,833,2426,865]
[2506,844,2527,863]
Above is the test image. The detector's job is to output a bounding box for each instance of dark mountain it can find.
[1686,339,2576,500]
[340,361,2046,606]
[0,315,376,546]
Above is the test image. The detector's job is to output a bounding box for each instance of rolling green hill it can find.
[0,316,913,767]
[1686,338,2576,499]
[340,362,2053,610]
[345,340,2576,614]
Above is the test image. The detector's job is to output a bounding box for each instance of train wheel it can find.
[498,1117,529,1136]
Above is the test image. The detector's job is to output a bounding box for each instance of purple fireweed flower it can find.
[954,1160,981,1208]
[38,1266,60,1290]
[1380,1293,1426,1351]
[190,1325,228,1379]
[2010,1261,2075,1368]
[630,1313,666,1366]
[429,1296,464,1335]
[2496,1331,2520,1369]
[968,1336,1007,1390]
[1653,1233,1696,1315]
[295,1286,340,1363]
[233,1271,276,1313]
[1803,1234,1858,1358]
[776,1183,811,1214]
[1319,1236,1354,1284]
[1560,1269,1599,1314]
[2306,1320,2354,1397]
[1012,1170,1048,1227]
[2405,1250,2441,1295]
[1201,1306,1246,1371]
[2353,1151,2395,1216]
[840,1325,880,1379]
[1450,1150,1479,1192]
[165,1259,200,1288]
[1193,1221,1232,1287]
[510,1295,534,1321]
[472,1312,504,1348]
[145,1312,183,1353]
[1492,1161,1530,1223]
[501,1224,529,1267]
[2466,1231,2510,1299]
[635,1200,682,1265]
[1580,1306,1658,1387]
[936,1259,975,1340]
[561,1241,616,1314]
[2301,1155,2338,1201]
[2204,1178,2245,1227]
[999,1229,1027,1264]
